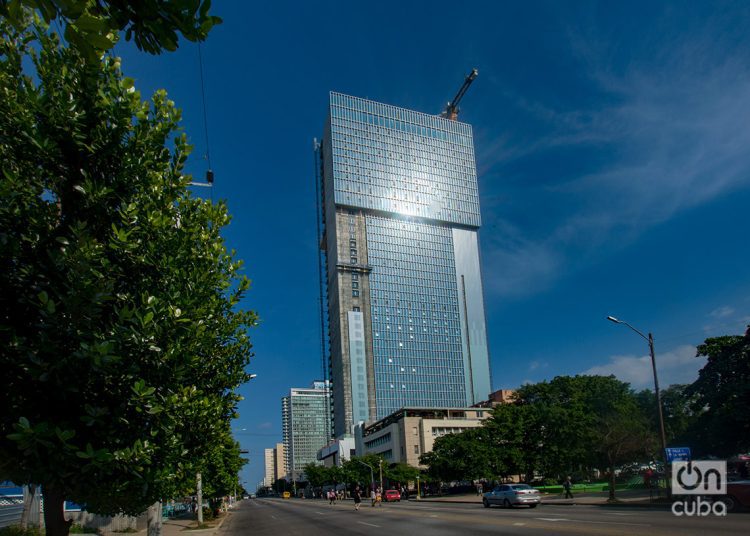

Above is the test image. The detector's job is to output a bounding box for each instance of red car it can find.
[720,481,750,512]
[384,489,401,502]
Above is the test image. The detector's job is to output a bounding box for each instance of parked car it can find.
[384,489,401,502]
[483,484,541,508]
[717,480,750,512]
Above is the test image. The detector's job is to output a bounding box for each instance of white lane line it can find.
[429,514,438,517]
[357,521,381,528]
[535,517,649,527]
[315,511,325,515]
[513,522,526,526]
[271,515,278,520]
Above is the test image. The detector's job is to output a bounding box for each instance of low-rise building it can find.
[317,436,356,467]
[356,407,491,466]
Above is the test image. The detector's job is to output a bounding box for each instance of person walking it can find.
[327,489,335,506]
[352,486,362,511]
[563,476,574,499]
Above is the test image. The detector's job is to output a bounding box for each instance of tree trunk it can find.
[147,501,162,536]
[608,469,616,502]
[20,484,37,529]
[42,485,72,536]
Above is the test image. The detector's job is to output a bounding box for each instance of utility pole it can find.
[196,472,203,524]
[379,459,383,493]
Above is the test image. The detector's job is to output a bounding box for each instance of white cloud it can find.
[479,20,750,298]
[582,344,705,389]
[710,306,735,319]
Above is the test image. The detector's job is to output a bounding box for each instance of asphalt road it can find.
[220,497,748,536]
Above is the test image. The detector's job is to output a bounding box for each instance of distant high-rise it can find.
[318,92,492,438]
[263,448,274,487]
[281,381,331,480]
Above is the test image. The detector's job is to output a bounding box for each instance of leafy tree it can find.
[343,454,384,490]
[1,0,221,58]
[685,328,750,456]
[0,17,254,536]
[301,463,327,489]
[421,428,499,482]
[385,462,419,488]
[587,385,654,501]
[419,375,654,496]
[200,429,246,500]
[636,385,700,447]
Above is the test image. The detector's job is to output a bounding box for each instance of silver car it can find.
[483,484,541,508]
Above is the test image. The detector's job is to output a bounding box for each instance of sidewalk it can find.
[160,510,231,536]
[418,489,672,508]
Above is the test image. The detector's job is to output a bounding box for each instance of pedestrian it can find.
[352,486,362,511]
[328,489,335,506]
[563,476,573,499]
[370,488,376,507]
[376,488,382,507]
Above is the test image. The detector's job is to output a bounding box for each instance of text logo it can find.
[672,461,726,495]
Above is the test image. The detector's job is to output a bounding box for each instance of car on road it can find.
[384,489,401,502]
[483,484,540,508]
[717,480,750,512]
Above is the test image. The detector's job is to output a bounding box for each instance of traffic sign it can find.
[665,447,691,462]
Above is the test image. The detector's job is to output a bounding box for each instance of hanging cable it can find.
[197,40,214,200]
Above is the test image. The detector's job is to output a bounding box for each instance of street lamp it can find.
[354,460,375,494]
[606,315,669,493]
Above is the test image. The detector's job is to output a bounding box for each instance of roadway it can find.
[220,497,748,536]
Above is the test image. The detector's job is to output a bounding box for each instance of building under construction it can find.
[315,73,492,438]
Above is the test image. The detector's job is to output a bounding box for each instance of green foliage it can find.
[68,525,97,534]
[385,462,419,485]
[301,463,328,488]
[422,375,654,490]
[0,527,43,536]
[199,428,246,499]
[342,454,386,487]
[685,330,750,456]
[0,0,221,59]
[636,384,700,446]
[0,13,255,523]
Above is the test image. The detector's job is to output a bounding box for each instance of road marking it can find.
[536,517,649,527]
[513,522,526,526]
[271,515,278,520]
[429,514,438,517]
[315,511,325,515]
[357,521,381,528]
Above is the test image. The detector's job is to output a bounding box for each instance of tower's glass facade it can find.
[321,92,491,437]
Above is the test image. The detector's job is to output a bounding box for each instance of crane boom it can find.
[444,68,478,121]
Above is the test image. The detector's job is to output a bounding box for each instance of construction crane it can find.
[443,68,478,121]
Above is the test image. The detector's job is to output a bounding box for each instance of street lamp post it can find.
[354,460,375,494]
[379,459,384,495]
[606,316,669,495]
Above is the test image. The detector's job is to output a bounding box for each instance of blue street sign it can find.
[665,447,691,463]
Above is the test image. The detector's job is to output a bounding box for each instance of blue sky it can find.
[115,1,750,488]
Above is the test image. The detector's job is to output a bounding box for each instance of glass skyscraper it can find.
[281,381,331,480]
[318,92,491,438]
